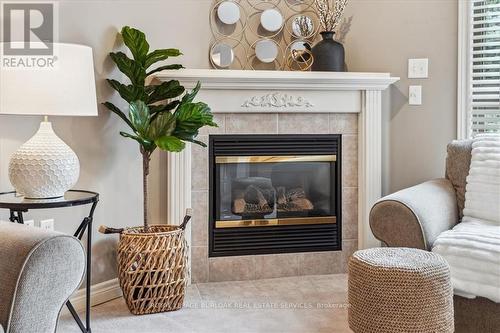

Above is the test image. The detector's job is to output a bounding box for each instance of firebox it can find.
[209,135,342,257]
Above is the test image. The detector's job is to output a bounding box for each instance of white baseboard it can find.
[64,278,122,313]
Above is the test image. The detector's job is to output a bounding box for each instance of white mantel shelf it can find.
[158,69,399,251]
[156,69,399,91]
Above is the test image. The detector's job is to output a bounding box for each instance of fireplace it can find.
[209,134,342,257]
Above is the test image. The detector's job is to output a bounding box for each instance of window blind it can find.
[470,0,500,134]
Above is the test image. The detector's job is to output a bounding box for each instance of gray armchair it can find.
[0,221,85,333]
[370,140,500,333]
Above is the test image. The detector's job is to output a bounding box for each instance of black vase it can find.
[311,31,345,72]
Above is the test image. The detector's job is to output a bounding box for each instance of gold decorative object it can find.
[286,40,314,71]
[209,0,320,70]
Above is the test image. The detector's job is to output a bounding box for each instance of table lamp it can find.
[0,43,98,199]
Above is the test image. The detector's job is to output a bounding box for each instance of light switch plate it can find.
[409,85,422,105]
[40,219,55,231]
[408,58,428,78]
[24,219,35,227]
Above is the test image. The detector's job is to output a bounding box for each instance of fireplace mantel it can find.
[157,69,399,253]
[156,69,398,91]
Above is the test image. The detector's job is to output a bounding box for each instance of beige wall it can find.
[0,0,458,285]
[343,0,458,193]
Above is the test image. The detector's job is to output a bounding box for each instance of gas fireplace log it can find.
[277,186,286,205]
[244,185,268,206]
[233,184,274,215]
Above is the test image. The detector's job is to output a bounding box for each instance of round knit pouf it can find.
[348,248,454,333]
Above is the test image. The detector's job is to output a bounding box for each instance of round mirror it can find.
[210,43,235,68]
[291,15,314,38]
[255,39,279,63]
[217,1,240,25]
[260,9,283,32]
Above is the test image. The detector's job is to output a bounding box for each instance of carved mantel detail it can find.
[241,93,314,108]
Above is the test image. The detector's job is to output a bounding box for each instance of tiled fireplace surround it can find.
[158,69,399,284]
[191,113,359,283]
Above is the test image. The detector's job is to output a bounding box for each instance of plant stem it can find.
[141,148,151,232]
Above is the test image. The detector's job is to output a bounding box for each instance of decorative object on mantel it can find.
[101,26,216,315]
[311,0,348,72]
[209,0,320,70]
[0,43,98,199]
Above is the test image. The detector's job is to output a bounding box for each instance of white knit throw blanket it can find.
[433,134,500,303]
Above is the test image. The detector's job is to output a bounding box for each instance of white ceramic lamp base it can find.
[8,121,80,199]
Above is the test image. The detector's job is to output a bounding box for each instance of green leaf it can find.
[181,81,201,104]
[106,79,147,103]
[173,102,217,142]
[146,64,184,77]
[145,49,182,69]
[110,52,146,86]
[102,102,135,131]
[129,101,150,136]
[148,80,185,104]
[121,26,149,65]
[155,135,185,152]
[120,131,155,151]
[149,100,180,114]
[147,111,176,140]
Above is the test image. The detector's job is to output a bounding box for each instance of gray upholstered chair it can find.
[370,140,500,333]
[0,221,85,333]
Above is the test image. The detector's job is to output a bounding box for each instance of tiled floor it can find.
[57,274,352,333]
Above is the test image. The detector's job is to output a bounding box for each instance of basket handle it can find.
[179,208,193,230]
[98,225,124,234]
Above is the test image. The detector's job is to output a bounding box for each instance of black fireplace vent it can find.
[211,134,339,156]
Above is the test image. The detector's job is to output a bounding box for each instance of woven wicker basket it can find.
[117,225,189,315]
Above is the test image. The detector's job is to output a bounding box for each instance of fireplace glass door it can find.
[209,134,341,257]
[215,155,336,228]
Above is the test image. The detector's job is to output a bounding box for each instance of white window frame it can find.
[457,0,472,140]
[458,0,500,138]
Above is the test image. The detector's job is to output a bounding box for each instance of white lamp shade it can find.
[0,43,98,116]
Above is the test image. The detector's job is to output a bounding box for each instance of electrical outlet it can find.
[409,85,422,105]
[40,219,55,231]
[408,58,429,78]
[24,219,35,227]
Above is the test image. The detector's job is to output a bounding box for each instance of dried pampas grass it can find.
[314,0,348,32]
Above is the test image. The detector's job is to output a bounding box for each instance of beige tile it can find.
[196,280,260,300]
[298,251,343,275]
[341,239,359,273]
[191,246,209,283]
[341,135,358,187]
[191,135,209,191]
[329,114,358,134]
[208,256,256,282]
[278,113,330,134]
[191,191,208,247]
[308,273,349,293]
[199,113,225,135]
[58,274,353,333]
[342,187,358,240]
[254,253,299,279]
[225,113,277,134]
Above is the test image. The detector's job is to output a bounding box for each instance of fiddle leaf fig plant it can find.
[104,26,217,231]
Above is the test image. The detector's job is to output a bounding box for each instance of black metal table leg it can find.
[9,210,25,224]
[66,200,98,333]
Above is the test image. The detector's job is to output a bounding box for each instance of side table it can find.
[0,190,99,333]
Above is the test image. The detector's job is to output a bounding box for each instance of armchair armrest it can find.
[370,179,458,250]
[0,222,85,333]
